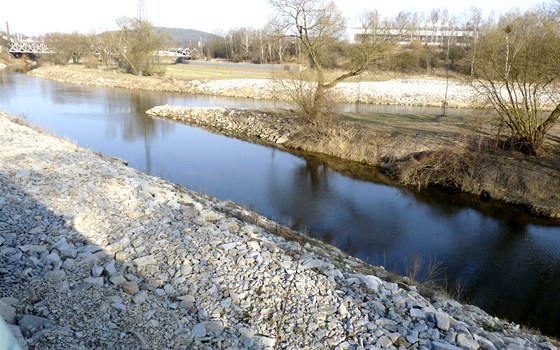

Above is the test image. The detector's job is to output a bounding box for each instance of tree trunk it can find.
[310,83,325,125]
[537,104,560,138]
[515,105,560,155]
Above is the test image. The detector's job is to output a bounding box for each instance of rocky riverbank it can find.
[1,113,558,349]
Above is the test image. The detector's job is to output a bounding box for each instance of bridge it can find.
[160,47,200,59]
[8,40,51,58]
[6,38,199,61]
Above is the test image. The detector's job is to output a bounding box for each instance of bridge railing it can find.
[8,41,51,54]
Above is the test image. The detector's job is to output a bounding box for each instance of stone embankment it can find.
[28,66,481,108]
[1,113,558,349]
[147,106,296,148]
[144,105,431,165]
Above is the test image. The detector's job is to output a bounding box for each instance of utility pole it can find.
[137,0,147,21]
[5,21,10,38]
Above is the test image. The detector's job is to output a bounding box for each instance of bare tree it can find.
[466,7,483,76]
[241,28,254,60]
[474,8,560,155]
[104,18,167,76]
[393,11,412,41]
[409,11,424,42]
[44,32,92,64]
[264,24,293,64]
[269,0,392,126]
[430,9,440,44]
[257,29,266,63]
[90,32,114,67]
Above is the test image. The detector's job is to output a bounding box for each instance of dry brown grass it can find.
[2,57,32,72]
[395,135,560,217]
[290,112,446,167]
[397,148,478,191]
[301,121,387,164]
[2,113,45,134]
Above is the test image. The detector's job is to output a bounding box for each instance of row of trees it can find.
[44,18,168,76]
[37,5,487,76]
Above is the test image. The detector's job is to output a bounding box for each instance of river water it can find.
[1,71,559,336]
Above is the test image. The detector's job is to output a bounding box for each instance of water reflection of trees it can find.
[0,71,13,85]
[266,157,329,230]
[47,85,91,105]
[41,77,174,158]
[104,90,174,174]
[265,155,403,257]
[302,158,329,193]
[410,187,538,226]
[0,71,16,105]
[103,90,171,139]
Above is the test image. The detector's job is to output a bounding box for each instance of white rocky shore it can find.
[0,111,557,350]
[182,78,483,108]
[28,66,483,108]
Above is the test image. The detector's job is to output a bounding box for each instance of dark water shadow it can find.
[292,150,559,227]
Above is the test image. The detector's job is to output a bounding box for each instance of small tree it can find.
[90,32,114,67]
[106,18,166,76]
[269,0,392,126]
[466,7,484,77]
[474,8,560,155]
[44,32,92,64]
[0,32,10,51]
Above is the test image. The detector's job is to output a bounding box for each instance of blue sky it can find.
[1,0,547,36]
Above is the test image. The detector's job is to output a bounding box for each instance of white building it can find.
[347,25,474,47]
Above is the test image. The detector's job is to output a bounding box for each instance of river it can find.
[1,70,559,337]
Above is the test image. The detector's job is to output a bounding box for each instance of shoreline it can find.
[1,112,558,349]
[27,65,482,108]
[24,65,560,220]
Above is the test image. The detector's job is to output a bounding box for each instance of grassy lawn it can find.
[158,60,444,82]
[162,62,288,80]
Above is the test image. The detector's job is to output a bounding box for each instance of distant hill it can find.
[155,27,221,47]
